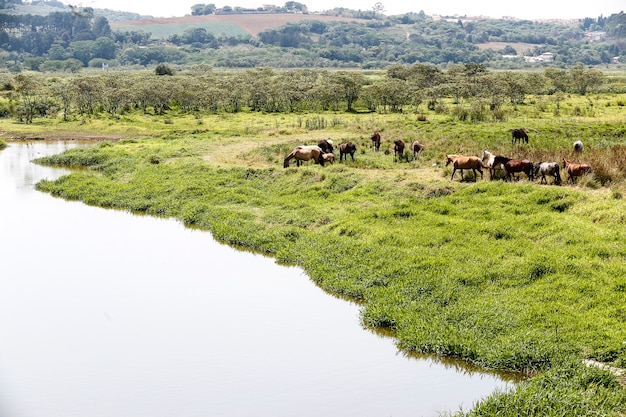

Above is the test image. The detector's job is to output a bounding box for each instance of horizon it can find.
[63,0,623,21]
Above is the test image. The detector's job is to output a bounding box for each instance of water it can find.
[0,141,514,417]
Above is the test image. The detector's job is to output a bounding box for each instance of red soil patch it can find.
[110,14,365,36]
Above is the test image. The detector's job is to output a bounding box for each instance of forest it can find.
[1,0,625,71]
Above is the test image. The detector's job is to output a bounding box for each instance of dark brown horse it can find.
[411,140,424,159]
[339,142,356,161]
[445,154,486,181]
[318,139,334,154]
[563,158,592,184]
[492,156,534,181]
[370,132,381,151]
[394,139,405,160]
[511,128,529,145]
[284,145,325,168]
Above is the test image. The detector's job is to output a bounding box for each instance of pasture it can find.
[3,94,626,416]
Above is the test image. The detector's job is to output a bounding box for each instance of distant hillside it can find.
[110,13,367,38]
[3,2,153,22]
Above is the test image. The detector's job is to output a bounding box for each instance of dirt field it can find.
[110,14,366,36]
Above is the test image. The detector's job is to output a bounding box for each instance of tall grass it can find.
[24,93,626,416]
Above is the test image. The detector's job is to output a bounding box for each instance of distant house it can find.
[523,52,555,63]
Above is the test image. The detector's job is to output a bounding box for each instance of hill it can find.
[110,13,368,38]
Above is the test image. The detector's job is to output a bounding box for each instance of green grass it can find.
[6,94,626,416]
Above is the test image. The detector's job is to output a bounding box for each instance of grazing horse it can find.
[394,139,405,160]
[563,158,592,184]
[481,150,506,180]
[533,162,562,185]
[492,156,534,181]
[411,140,425,159]
[283,145,325,168]
[339,142,356,162]
[370,132,381,151]
[322,153,335,164]
[445,154,485,181]
[318,139,334,154]
[573,140,583,153]
[511,128,529,145]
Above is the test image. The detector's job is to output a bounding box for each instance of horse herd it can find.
[283,132,424,168]
[446,150,592,185]
[282,131,592,186]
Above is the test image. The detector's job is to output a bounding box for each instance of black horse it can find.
[511,128,529,144]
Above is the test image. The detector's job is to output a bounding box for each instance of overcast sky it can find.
[67,0,623,20]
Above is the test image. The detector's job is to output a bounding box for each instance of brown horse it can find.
[445,154,485,181]
[411,140,424,159]
[322,152,335,164]
[339,142,356,162]
[492,156,534,181]
[394,139,405,160]
[563,158,592,184]
[284,145,325,168]
[370,132,381,151]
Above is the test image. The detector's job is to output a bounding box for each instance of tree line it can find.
[1,3,625,71]
[0,64,612,123]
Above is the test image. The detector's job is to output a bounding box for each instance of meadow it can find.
[2,93,626,416]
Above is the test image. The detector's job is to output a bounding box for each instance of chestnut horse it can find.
[562,158,592,184]
[284,145,325,168]
[370,132,381,151]
[492,156,534,181]
[445,154,485,181]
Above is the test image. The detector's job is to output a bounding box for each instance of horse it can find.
[445,154,485,181]
[394,139,405,160]
[370,132,381,151]
[322,152,335,164]
[318,139,334,154]
[339,142,356,162]
[563,158,592,184]
[481,150,506,180]
[511,128,529,145]
[492,156,534,181]
[573,140,583,153]
[411,140,424,159]
[533,162,561,185]
[283,145,325,168]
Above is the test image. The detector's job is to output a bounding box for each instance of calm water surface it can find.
[0,141,513,417]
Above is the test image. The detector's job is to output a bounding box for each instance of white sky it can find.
[66,0,623,20]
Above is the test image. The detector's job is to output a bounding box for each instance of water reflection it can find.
[0,141,515,417]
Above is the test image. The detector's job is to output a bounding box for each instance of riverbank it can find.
[3,106,626,416]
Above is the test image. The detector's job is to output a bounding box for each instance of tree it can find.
[155,63,174,76]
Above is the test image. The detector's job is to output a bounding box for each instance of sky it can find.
[66,0,623,20]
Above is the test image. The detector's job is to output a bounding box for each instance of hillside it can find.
[110,14,367,37]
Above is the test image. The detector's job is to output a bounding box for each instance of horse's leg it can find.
[451,167,456,180]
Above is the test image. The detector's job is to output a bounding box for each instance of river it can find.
[0,140,513,417]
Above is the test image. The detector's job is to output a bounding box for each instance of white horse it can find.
[481,150,505,180]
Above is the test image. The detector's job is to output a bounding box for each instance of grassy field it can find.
[2,96,626,416]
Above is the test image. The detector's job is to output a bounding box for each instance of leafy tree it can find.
[155,63,174,76]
